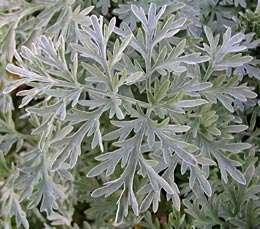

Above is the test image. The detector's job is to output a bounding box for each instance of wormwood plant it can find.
[0,0,260,228]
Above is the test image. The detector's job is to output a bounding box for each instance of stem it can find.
[144,27,153,117]
[204,63,214,81]
[145,52,153,118]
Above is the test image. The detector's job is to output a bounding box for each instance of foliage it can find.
[0,0,259,228]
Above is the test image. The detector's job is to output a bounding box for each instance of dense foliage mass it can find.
[0,0,260,228]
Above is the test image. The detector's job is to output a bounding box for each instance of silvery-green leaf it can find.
[217,94,234,112]
[175,147,197,166]
[124,71,145,85]
[51,118,103,169]
[178,53,210,64]
[219,142,251,153]
[175,99,208,108]
[110,34,132,67]
[224,125,248,133]
[190,166,212,196]
[167,125,191,133]
[0,181,29,229]
[214,153,246,185]
[217,54,253,69]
